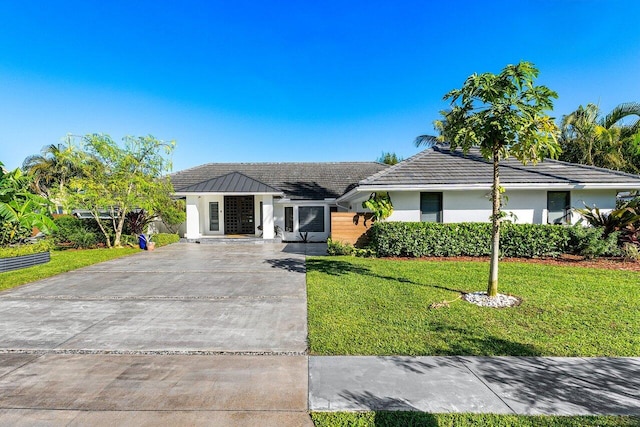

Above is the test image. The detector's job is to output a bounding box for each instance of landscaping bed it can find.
[307,256,640,357]
[389,255,640,272]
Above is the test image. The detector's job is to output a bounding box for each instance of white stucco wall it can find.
[347,189,619,225]
[276,202,331,242]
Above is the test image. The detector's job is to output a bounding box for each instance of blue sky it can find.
[1,1,639,172]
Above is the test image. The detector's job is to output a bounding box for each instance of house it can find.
[170,162,388,241]
[171,146,640,241]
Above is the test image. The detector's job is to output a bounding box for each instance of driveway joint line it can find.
[459,357,518,414]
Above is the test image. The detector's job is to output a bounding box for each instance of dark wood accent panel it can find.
[224,196,255,234]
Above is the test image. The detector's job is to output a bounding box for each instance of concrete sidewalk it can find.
[309,356,640,416]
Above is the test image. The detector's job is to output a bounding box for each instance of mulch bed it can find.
[388,254,640,272]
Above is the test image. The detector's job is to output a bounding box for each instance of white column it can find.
[262,195,275,239]
[185,195,201,239]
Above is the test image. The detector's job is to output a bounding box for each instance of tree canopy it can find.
[416,61,560,296]
[560,102,640,173]
[67,134,176,248]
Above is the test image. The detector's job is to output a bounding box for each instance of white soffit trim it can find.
[337,183,640,201]
[276,198,333,205]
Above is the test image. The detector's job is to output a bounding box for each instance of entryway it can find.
[224,195,255,235]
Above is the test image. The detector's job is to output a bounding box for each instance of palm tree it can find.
[560,102,640,173]
[22,139,82,199]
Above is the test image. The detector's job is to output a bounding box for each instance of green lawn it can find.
[311,412,639,427]
[0,247,139,291]
[307,257,640,356]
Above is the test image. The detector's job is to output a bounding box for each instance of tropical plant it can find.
[22,137,83,203]
[67,134,176,248]
[415,61,560,297]
[575,198,640,247]
[0,164,57,245]
[361,192,393,222]
[560,102,640,173]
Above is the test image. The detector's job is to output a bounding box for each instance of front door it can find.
[224,196,255,234]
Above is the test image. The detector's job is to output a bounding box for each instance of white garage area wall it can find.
[276,201,331,242]
[569,189,617,224]
[443,190,490,223]
[386,192,421,222]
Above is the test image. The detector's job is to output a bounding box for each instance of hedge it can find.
[150,233,180,247]
[369,222,619,258]
[0,240,54,259]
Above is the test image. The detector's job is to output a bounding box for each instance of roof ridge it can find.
[544,157,640,179]
[360,148,433,184]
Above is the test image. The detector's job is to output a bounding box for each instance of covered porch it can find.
[174,172,284,240]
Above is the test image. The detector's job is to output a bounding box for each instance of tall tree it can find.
[377,152,403,165]
[22,137,82,202]
[68,134,176,248]
[560,102,640,173]
[415,61,560,297]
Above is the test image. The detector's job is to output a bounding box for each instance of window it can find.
[547,191,570,224]
[209,202,219,231]
[299,206,324,232]
[284,207,294,232]
[420,192,442,223]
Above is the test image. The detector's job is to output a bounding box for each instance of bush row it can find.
[0,240,54,259]
[52,216,179,249]
[368,222,620,259]
[151,233,180,247]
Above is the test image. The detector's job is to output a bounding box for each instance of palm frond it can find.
[602,102,640,129]
[414,135,439,148]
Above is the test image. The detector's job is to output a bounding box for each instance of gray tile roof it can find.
[178,172,281,193]
[360,145,640,187]
[171,162,389,200]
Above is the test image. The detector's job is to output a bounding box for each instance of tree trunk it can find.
[92,208,112,249]
[113,207,127,248]
[487,147,500,297]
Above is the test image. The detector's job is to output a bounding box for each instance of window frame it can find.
[298,206,325,233]
[284,206,294,232]
[209,202,220,231]
[547,191,571,224]
[420,192,443,223]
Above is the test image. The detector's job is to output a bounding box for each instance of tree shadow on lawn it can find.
[306,258,466,294]
[425,323,542,357]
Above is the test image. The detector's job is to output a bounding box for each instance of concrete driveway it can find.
[0,242,316,426]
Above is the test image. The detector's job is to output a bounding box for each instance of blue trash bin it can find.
[138,234,147,250]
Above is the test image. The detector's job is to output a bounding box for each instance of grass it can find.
[310,412,640,427]
[0,247,139,291]
[307,257,640,356]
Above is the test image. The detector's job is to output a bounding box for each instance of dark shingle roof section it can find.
[360,146,640,186]
[171,162,389,200]
[178,172,281,193]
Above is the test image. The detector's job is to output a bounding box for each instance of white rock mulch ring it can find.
[463,292,521,308]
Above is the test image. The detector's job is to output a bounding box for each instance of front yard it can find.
[307,257,639,357]
[0,248,139,291]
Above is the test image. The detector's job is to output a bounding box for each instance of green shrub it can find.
[0,240,53,258]
[327,238,375,257]
[621,243,640,261]
[52,216,99,249]
[150,233,179,247]
[370,222,618,259]
[567,226,620,259]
